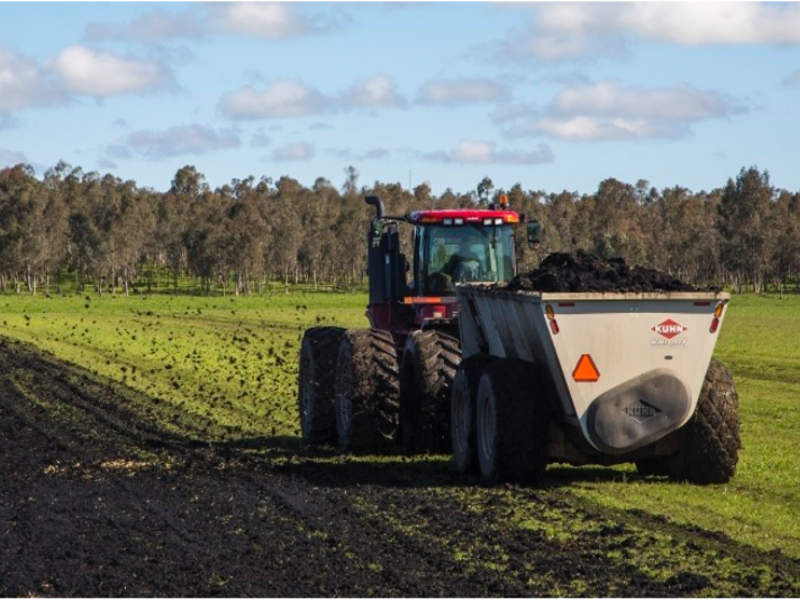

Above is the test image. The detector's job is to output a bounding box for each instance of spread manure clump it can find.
[501,250,703,293]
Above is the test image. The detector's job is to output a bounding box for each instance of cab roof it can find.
[408,209,520,225]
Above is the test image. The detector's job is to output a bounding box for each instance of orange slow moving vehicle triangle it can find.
[572,354,600,382]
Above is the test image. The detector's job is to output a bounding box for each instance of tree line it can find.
[0,161,797,296]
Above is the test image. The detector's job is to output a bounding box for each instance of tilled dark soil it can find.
[1,338,798,597]
[502,251,702,293]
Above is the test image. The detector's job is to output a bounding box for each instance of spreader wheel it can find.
[451,354,493,475]
[667,359,741,484]
[476,359,550,484]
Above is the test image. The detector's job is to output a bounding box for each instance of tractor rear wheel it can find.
[634,457,670,477]
[476,359,550,484]
[451,354,493,475]
[667,359,741,484]
[400,330,461,453]
[298,326,346,444]
[335,329,400,453]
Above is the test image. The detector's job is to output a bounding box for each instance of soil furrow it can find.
[2,337,799,597]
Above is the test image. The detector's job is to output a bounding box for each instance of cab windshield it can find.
[416,224,516,296]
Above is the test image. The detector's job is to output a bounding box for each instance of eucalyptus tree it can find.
[0,164,44,293]
[718,167,775,293]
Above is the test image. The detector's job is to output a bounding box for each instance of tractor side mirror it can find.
[527,220,542,247]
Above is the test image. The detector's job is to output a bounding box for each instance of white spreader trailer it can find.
[452,286,740,485]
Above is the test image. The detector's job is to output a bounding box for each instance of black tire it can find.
[298,327,346,444]
[400,330,461,453]
[476,359,550,484]
[667,359,741,484]
[634,457,670,477]
[451,354,494,475]
[335,329,400,453]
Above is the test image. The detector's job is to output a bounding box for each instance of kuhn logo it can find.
[652,319,687,340]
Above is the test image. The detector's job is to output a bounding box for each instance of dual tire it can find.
[452,357,550,483]
[299,327,460,455]
[298,327,400,453]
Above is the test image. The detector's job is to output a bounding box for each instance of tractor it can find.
[297,194,535,453]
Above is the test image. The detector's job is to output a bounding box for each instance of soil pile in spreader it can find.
[502,250,700,293]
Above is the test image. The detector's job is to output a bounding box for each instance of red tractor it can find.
[298,194,535,453]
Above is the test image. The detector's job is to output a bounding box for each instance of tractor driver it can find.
[442,239,482,283]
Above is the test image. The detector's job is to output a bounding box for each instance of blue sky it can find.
[2,1,800,196]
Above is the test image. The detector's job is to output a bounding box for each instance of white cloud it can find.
[84,3,333,43]
[0,149,28,168]
[504,81,744,141]
[126,124,240,159]
[427,141,553,165]
[53,46,175,96]
[84,8,205,43]
[0,46,64,112]
[617,3,800,45]
[418,78,507,105]
[220,75,409,120]
[489,3,800,63]
[529,116,668,142]
[211,3,322,39]
[220,80,330,119]
[273,142,315,162]
[551,81,735,122]
[341,75,406,109]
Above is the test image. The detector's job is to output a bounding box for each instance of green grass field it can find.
[1,288,799,558]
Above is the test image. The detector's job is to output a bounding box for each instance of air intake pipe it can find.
[365,195,385,219]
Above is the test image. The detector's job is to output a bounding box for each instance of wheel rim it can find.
[452,384,469,462]
[478,386,495,471]
[299,350,313,435]
[337,391,352,448]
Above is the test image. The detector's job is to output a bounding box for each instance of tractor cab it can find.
[364,195,523,346]
[411,209,519,297]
